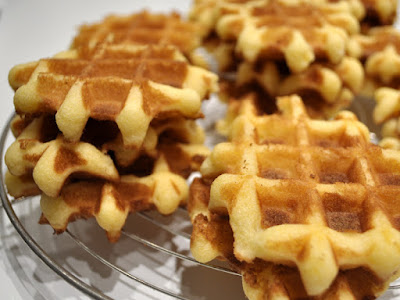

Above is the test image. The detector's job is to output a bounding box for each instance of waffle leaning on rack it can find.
[189,94,400,299]
[4,11,218,242]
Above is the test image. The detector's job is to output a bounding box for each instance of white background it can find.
[1,1,400,299]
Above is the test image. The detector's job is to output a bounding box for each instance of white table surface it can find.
[1,1,400,299]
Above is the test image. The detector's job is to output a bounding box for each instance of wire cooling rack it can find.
[0,108,246,299]
[1,97,400,300]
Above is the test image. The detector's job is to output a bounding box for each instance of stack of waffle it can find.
[190,0,367,118]
[349,28,400,149]
[346,8,400,148]
[4,11,218,242]
[189,94,400,299]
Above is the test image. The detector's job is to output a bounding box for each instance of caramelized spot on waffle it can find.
[262,208,293,227]
[323,193,363,232]
[112,181,153,211]
[37,75,75,111]
[54,147,87,174]
[82,79,132,119]
[326,211,362,232]
[260,168,288,180]
[320,172,350,184]
[160,144,193,178]
[141,82,174,116]
[193,213,235,258]
[188,178,211,211]
[23,153,42,164]
[62,181,103,213]
[317,140,340,148]
[47,59,87,75]
[379,174,400,186]
[259,183,305,229]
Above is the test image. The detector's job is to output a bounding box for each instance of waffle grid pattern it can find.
[9,44,217,148]
[197,95,400,296]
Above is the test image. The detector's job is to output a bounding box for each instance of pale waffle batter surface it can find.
[4,3,400,300]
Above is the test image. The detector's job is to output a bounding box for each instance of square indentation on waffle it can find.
[366,146,400,186]
[257,146,303,180]
[318,185,368,233]
[310,148,363,184]
[9,44,218,148]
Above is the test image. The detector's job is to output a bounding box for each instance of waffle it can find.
[190,94,400,298]
[189,178,396,300]
[347,26,400,96]
[72,11,203,63]
[191,0,359,73]
[373,87,400,149]
[40,154,189,242]
[4,116,120,198]
[5,113,209,242]
[9,44,218,147]
[232,56,364,118]
[190,0,363,36]
[5,113,209,196]
[99,116,208,170]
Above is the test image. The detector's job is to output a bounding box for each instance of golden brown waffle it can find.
[190,94,400,298]
[5,116,119,198]
[109,117,208,169]
[189,178,395,300]
[40,155,189,242]
[191,0,359,73]
[72,11,203,61]
[348,26,400,96]
[5,113,209,242]
[190,0,364,36]
[9,44,218,147]
[5,113,209,197]
[232,56,364,118]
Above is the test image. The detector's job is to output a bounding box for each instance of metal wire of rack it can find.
[2,97,400,299]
